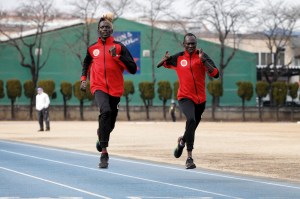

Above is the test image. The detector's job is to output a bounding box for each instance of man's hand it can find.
[198,48,206,63]
[109,46,117,57]
[80,80,87,92]
[199,48,214,73]
[157,51,170,68]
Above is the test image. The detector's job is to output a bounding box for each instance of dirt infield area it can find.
[1,121,300,183]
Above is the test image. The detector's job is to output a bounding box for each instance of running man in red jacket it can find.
[157,33,219,169]
[80,14,137,168]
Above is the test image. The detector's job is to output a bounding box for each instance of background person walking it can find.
[157,33,219,169]
[169,99,177,122]
[35,87,50,131]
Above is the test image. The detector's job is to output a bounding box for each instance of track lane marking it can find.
[0,149,241,199]
[0,166,111,199]
[1,140,300,191]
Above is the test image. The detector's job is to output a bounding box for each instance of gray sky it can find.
[0,0,72,11]
[1,0,299,13]
[1,0,299,31]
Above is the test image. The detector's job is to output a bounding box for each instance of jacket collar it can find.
[184,50,198,57]
[98,36,114,45]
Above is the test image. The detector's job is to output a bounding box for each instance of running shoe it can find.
[99,153,109,168]
[174,136,185,158]
[185,157,196,169]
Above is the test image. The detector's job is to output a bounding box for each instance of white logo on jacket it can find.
[93,49,100,56]
[181,59,188,67]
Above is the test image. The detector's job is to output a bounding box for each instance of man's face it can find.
[98,21,113,40]
[183,36,197,55]
[37,88,42,94]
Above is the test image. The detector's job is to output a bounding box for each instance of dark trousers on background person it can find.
[170,111,176,122]
[178,98,206,151]
[95,90,120,149]
[38,108,50,131]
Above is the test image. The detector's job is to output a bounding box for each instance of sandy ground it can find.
[0,121,300,183]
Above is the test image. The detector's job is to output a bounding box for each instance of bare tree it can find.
[191,0,254,91]
[63,0,103,66]
[104,0,131,18]
[257,0,300,84]
[63,0,131,115]
[134,0,174,83]
[65,0,131,66]
[0,0,56,119]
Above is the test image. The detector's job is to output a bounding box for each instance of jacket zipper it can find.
[103,43,109,94]
[189,55,200,104]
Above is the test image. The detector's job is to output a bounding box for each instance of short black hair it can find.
[183,33,197,41]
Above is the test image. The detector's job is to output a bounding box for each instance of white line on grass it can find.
[0,149,240,199]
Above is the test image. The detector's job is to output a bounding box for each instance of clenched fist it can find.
[157,51,171,68]
[198,48,206,62]
[80,80,87,92]
[109,46,116,57]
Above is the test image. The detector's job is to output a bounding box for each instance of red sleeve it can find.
[163,61,177,70]
[208,68,219,78]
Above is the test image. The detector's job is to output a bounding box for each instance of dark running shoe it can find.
[186,157,196,169]
[96,140,102,152]
[174,136,185,158]
[99,153,109,168]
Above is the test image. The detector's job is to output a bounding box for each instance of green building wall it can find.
[0,18,256,107]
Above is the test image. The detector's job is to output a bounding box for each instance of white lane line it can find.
[112,157,300,191]
[0,149,240,199]
[0,166,111,199]
[2,140,300,190]
[0,198,83,199]
[127,197,211,199]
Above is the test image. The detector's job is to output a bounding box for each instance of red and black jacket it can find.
[81,36,137,97]
[163,50,219,104]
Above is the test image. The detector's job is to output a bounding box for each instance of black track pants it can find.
[94,90,120,148]
[178,98,205,151]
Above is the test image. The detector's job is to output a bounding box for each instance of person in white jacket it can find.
[36,87,50,131]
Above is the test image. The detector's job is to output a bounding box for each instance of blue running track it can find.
[1,140,300,199]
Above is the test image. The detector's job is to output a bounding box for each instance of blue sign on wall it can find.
[113,31,141,74]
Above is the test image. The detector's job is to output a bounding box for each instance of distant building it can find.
[0,18,256,106]
[0,11,83,41]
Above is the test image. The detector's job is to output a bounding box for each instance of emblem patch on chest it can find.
[93,49,100,56]
[180,59,188,67]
